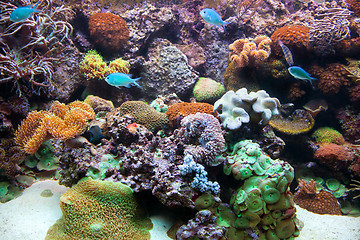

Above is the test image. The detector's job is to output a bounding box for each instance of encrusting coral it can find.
[117,101,169,132]
[294,179,342,215]
[166,102,215,127]
[229,35,272,68]
[45,178,152,240]
[15,101,95,155]
[269,109,314,135]
[313,143,351,171]
[214,88,280,130]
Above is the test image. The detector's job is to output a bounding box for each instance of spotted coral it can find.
[270,25,310,56]
[193,77,225,103]
[229,35,272,68]
[88,12,129,53]
[294,179,342,215]
[45,177,152,240]
[166,102,214,127]
[15,101,95,154]
[118,101,169,132]
[312,127,345,145]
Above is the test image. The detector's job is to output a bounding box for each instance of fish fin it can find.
[133,78,142,88]
[123,84,131,88]
[32,1,40,9]
[115,85,123,89]
[222,21,230,31]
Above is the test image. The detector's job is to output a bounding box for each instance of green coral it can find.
[220,140,300,239]
[312,127,345,145]
[25,141,59,171]
[87,154,122,180]
[193,77,225,103]
[46,178,152,240]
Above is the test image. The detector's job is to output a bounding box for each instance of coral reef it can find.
[294,179,342,215]
[15,101,95,154]
[88,12,129,53]
[141,39,199,100]
[269,109,315,135]
[314,143,351,171]
[192,77,225,103]
[166,102,214,127]
[116,101,169,132]
[83,95,114,115]
[229,36,272,68]
[336,107,360,143]
[214,88,281,130]
[46,178,152,240]
[0,138,25,179]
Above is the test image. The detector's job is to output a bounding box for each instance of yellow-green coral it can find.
[80,50,108,80]
[79,50,130,80]
[46,178,152,240]
[312,127,345,145]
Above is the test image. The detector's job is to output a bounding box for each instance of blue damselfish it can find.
[200,8,229,31]
[104,73,141,89]
[10,2,40,22]
[288,66,317,86]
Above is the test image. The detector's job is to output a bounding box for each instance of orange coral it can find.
[270,25,309,56]
[15,101,95,155]
[287,83,306,101]
[314,143,351,171]
[294,179,342,215]
[345,0,360,16]
[166,102,215,126]
[309,63,351,95]
[88,12,129,53]
[229,35,271,68]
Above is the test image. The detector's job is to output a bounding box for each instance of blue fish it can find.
[10,2,40,22]
[104,73,141,89]
[200,8,229,31]
[288,66,317,86]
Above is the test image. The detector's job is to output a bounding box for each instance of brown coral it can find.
[345,0,360,16]
[118,101,169,132]
[309,63,351,95]
[269,109,314,135]
[15,101,95,155]
[166,102,215,126]
[294,179,342,215]
[0,139,25,179]
[229,35,271,68]
[88,12,129,53]
[314,143,351,171]
[270,25,310,56]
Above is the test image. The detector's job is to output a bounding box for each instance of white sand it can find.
[0,180,359,240]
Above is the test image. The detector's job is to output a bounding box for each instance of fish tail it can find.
[33,1,40,9]
[133,77,142,88]
[222,21,230,32]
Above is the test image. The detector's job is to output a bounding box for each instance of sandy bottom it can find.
[0,180,359,240]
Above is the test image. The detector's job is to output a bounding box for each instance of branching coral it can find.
[294,179,342,215]
[0,0,74,95]
[229,35,271,68]
[15,100,95,154]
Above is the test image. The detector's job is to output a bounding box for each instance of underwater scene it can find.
[0,0,360,239]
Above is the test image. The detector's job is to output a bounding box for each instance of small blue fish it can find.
[104,73,141,89]
[10,2,40,22]
[200,8,229,31]
[288,66,317,86]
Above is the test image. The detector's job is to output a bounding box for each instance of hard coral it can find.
[269,109,314,135]
[309,63,351,95]
[336,107,360,143]
[345,0,360,16]
[166,102,215,127]
[79,50,108,80]
[312,127,345,145]
[294,179,342,215]
[118,101,169,132]
[46,178,152,240]
[229,36,272,68]
[270,25,309,56]
[193,77,225,103]
[15,101,95,154]
[88,12,129,53]
[314,143,351,171]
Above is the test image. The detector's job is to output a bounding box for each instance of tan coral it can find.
[229,36,272,68]
[15,101,95,155]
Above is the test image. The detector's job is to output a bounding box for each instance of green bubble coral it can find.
[193,77,225,103]
[312,127,345,145]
